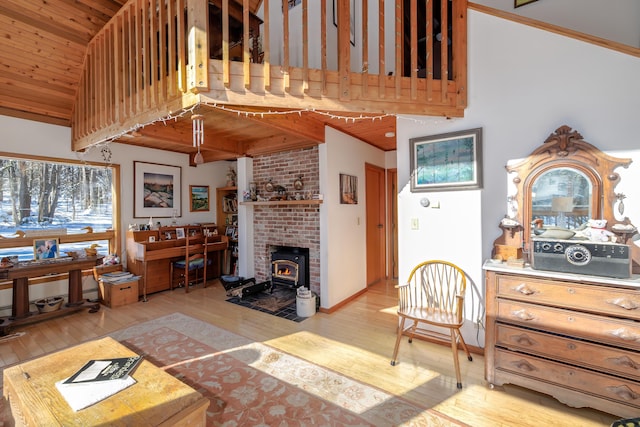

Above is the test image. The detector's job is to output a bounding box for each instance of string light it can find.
[82,101,455,163]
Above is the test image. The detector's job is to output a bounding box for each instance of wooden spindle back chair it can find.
[390,260,473,389]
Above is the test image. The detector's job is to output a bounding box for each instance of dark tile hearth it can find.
[226,288,307,322]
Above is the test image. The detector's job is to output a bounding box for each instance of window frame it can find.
[0,151,120,283]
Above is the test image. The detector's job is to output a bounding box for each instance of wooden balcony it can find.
[72,0,468,160]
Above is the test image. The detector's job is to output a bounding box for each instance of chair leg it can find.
[407,320,418,343]
[170,264,175,291]
[390,316,407,366]
[457,330,473,362]
[185,268,190,294]
[450,329,462,389]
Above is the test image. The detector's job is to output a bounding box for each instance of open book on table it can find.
[55,356,143,411]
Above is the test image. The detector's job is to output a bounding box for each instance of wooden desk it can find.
[127,233,228,300]
[0,257,101,335]
[3,336,208,426]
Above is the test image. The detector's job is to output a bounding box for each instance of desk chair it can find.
[390,260,473,389]
[170,235,209,293]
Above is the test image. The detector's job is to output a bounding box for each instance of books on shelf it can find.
[55,356,143,411]
[222,195,238,213]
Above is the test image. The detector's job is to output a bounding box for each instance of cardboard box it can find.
[93,264,139,308]
[99,278,139,308]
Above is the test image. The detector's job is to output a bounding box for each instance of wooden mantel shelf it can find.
[240,200,323,206]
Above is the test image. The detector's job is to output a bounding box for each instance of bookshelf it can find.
[216,187,238,275]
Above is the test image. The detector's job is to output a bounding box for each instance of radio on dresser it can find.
[530,239,632,278]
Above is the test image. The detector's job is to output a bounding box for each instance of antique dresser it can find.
[485,126,640,417]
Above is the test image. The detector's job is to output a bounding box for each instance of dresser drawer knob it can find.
[566,343,576,350]
[514,283,536,295]
[510,359,536,372]
[511,309,535,321]
[609,355,640,371]
[609,328,640,342]
[606,385,640,402]
[607,297,639,311]
[512,334,535,347]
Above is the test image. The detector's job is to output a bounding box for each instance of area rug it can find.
[227,287,306,322]
[0,313,460,426]
[1,313,464,425]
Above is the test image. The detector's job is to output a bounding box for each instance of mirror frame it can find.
[493,125,636,267]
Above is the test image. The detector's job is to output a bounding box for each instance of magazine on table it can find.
[56,356,143,411]
[63,355,143,384]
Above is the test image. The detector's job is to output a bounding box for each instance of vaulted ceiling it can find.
[0,0,397,161]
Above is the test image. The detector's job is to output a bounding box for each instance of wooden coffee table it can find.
[3,337,209,426]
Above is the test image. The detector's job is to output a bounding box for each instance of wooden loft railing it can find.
[72,0,468,151]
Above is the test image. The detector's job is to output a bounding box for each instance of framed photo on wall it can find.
[190,185,210,212]
[340,173,358,204]
[410,128,483,192]
[134,161,181,218]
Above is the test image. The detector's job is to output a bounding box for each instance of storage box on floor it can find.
[93,264,139,308]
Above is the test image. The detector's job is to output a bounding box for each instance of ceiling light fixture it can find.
[192,114,204,165]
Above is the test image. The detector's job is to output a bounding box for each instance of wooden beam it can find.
[187,0,210,92]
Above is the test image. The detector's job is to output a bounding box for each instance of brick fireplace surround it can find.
[250,147,321,296]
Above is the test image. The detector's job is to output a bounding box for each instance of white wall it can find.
[396,10,640,348]
[473,0,640,48]
[0,115,231,314]
[319,126,387,308]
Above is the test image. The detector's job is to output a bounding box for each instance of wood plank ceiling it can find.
[0,0,397,162]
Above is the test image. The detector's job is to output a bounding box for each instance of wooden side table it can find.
[3,337,208,426]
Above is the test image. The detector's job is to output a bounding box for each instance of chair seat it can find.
[173,258,211,270]
[398,307,462,327]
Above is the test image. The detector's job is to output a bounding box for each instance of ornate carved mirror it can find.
[493,125,638,272]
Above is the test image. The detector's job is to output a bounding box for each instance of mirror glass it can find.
[531,167,592,230]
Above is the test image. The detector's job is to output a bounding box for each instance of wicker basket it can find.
[35,297,64,313]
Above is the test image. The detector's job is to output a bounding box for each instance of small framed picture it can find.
[176,228,185,239]
[190,185,210,212]
[34,238,59,260]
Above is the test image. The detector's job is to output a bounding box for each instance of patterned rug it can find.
[118,313,464,426]
[1,313,465,426]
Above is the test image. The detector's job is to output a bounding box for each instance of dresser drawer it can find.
[496,275,640,321]
[496,324,640,381]
[497,300,640,351]
[496,348,640,410]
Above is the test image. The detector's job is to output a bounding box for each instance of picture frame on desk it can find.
[34,238,59,260]
[175,228,185,239]
[134,161,181,218]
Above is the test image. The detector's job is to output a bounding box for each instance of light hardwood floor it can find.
[0,279,619,426]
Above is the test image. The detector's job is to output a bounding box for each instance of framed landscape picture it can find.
[410,128,483,192]
[190,185,210,212]
[134,161,181,218]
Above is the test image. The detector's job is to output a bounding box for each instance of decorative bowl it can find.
[35,297,64,313]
